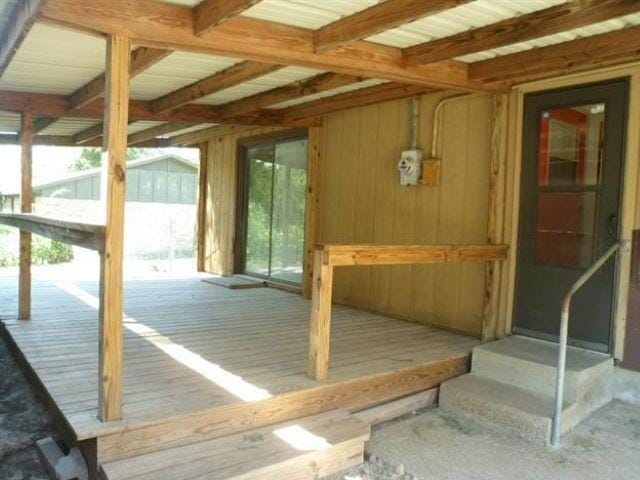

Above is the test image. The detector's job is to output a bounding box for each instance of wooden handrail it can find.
[0,213,106,252]
[308,243,509,380]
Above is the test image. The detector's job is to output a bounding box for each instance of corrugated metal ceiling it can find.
[0,23,105,95]
[0,110,20,134]
[271,78,387,109]
[0,0,637,140]
[194,66,323,105]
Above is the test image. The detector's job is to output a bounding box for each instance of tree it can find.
[70,147,149,171]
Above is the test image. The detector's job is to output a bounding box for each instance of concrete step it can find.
[439,374,583,444]
[100,409,369,480]
[471,336,613,403]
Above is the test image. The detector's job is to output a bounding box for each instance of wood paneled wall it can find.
[203,126,285,275]
[202,93,494,336]
[317,93,493,336]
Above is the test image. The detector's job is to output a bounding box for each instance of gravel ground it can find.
[0,336,54,480]
[361,402,640,480]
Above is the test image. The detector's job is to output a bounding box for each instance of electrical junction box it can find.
[398,149,423,186]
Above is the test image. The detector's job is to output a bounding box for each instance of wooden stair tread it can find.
[101,409,370,480]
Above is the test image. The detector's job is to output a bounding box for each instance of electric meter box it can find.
[398,149,423,186]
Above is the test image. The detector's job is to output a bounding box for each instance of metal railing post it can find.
[550,242,620,447]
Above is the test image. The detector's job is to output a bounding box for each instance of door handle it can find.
[608,214,618,236]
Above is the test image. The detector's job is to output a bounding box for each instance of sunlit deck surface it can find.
[0,274,479,441]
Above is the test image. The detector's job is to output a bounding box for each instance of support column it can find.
[196,141,208,272]
[308,248,333,381]
[302,125,322,300]
[98,35,130,422]
[18,112,33,320]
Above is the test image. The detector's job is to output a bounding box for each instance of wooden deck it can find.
[0,274,479,462]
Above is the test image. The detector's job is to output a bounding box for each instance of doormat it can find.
[202,275,266,289]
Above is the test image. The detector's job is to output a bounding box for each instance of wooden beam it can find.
[99,35,130,423]
[150,61,280,114]
[281,82,434,121]
[169,124,274,145]
[40,0,484,92]
[469,25,640,85]
[403,0,640,67]
[0,133,171,148]
[72,122,105,145]
[196,142,208,272]
[0,213,105,251]
[70,47,170,110]
[315,0,469,52]
[33,117,57,134]
[193,0,262,36]
[218,73,364,118]
[0,0,43,76]
[0,90,314,126]
[127,121,192,146]
[322,244,508,267]
[18,113,33,321]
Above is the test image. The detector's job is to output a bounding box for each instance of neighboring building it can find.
[0,154,198,209]
[0,154,198,260]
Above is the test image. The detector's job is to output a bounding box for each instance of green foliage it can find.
[71,147,102,171]
[32,237,74,265]
[70,147,148,171]
[0,229,73,267]
[244,154,307,282]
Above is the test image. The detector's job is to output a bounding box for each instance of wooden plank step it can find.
[100,409,369,480]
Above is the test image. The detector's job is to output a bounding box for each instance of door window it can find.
[243,137,307,284]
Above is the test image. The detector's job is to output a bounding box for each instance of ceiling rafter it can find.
[150,61,280,114]
[0,90,319,127]
[32,47,170,134]
[0,133,171,148]
[38,0,484,92]
[314,0,470,53]
[193,0,262,36]
[469,24,640,86]
[127,121,195,146]
[280,82,435,122]
[70,47,171,110]
[0,0,44,76]
[217,72,365,118]
[72,122,105,145]
[402,0,640,67]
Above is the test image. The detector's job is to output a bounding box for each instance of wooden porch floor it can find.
[0,274,479,448]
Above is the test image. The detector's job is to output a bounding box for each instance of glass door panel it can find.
[242,137,307,284]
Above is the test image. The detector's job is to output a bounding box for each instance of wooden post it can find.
[482,93,509,341]
[196,141,208,272]
[302,125,322,299]
[18,112,33,320]
[98,34,131,422]
[308,248,333,380]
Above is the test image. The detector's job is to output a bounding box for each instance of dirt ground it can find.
[2,329,640,480]
[0,337,54,480]
[335,401,640,480]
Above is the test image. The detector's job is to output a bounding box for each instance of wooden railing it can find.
[308,243,509,380]
[0,213,106,251]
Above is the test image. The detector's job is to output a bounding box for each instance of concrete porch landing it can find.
[440,336,614,443]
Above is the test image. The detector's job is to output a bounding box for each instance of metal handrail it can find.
[550,241,621,447]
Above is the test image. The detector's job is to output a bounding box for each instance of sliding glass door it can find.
[240,136,307,284]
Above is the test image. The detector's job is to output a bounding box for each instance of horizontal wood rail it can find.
[308,243,508,380]
[0,213,106,251]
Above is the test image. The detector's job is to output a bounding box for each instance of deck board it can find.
[0,275,479,441]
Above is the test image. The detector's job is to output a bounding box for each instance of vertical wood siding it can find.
[317,93,493,336]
